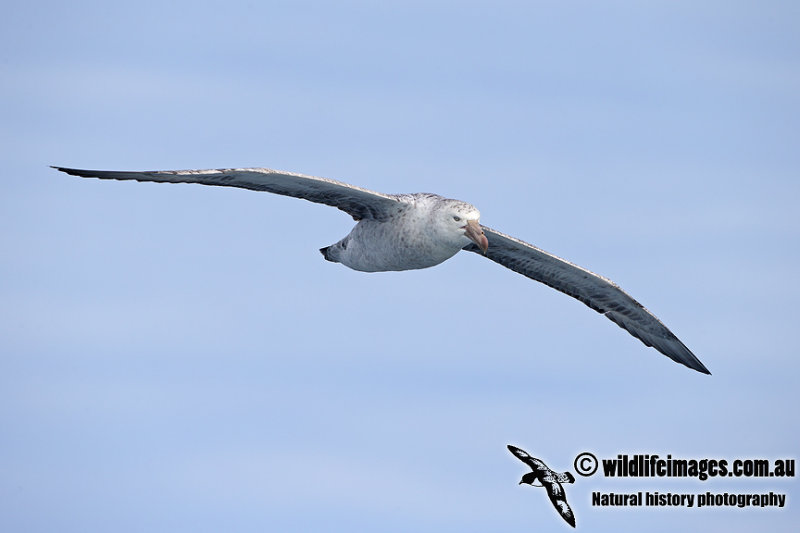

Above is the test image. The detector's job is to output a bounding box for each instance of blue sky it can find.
[2,1,798,531]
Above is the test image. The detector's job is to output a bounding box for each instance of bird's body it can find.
[322,194,483,272]
[52,165,710,374]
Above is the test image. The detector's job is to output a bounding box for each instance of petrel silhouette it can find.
[508,445,576,528]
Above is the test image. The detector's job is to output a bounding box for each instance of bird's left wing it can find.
[544,482,576,528]
[53,166,404,221]
[467,227,710,374]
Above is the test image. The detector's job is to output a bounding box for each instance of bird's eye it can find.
[453,216,461,222]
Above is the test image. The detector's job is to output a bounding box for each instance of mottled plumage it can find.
[508,445,576,528]
[53,165,710,374]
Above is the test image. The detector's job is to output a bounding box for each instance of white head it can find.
[432,198,489,253]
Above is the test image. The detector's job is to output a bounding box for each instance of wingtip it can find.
[686,357,712,375]
[671,358,711,375]
[51,165,78,176]
[52,166,108,179]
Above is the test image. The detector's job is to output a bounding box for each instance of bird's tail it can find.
[320,246,336,262]
[320,236,349,263]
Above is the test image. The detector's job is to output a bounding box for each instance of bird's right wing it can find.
[53,166,405,221]
[508,445,548,470]
[508,445,574,483]
[466,226,710,374]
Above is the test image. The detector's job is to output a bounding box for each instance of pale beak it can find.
[464,220,489,253]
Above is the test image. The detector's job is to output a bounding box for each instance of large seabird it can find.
[53,166,710,374]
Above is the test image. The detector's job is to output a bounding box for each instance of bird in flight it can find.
[508,444,576,528]
[53,165,710,374]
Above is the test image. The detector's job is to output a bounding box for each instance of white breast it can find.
[337,204,465,272]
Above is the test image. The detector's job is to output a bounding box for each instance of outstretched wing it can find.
[508,445,548,471]
[544,482,576,528]
[508,445,574,483]
[53,166,405,222]
[540,471,576,484]
[466,227,710,374]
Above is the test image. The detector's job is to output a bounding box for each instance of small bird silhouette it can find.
[508,445,576,528]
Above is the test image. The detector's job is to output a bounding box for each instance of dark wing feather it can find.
[469,227,710,374]
[541,471,575,484]
[544,482,576,528]
[508,445,553,473]
[53,166,404,221]
[508,445,574,483]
